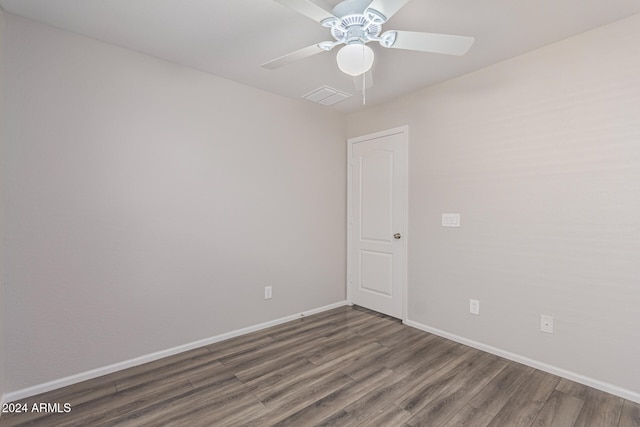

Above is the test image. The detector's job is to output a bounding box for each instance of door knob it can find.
[394,233,401,239]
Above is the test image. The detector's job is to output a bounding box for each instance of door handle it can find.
[394,233,401,239]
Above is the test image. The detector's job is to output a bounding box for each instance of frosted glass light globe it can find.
[336,44,374,76]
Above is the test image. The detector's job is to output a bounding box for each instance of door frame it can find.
[347,125,409,322]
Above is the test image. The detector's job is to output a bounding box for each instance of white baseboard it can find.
[4,300,348,403]
[404,319,640,405]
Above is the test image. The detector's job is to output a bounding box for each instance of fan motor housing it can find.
[330,15,381,42]
[325,0,385,43]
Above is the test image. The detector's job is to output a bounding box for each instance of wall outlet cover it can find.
[470,299,480,315]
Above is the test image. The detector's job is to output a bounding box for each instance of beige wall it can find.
[3,5,639,403]
[1,14,347,394]
[348,14,640,396]
[0,5,5,405]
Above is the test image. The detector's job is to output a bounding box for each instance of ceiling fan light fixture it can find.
[336,43,374,76]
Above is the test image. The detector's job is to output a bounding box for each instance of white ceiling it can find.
[2,0,640,113]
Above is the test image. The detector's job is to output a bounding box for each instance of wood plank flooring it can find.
[1,305,639,426]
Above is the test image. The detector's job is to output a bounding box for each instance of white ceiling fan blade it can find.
[383,30,475,56]
[272,0,337,24]
[367,0,412,21]
[262,44,326,70]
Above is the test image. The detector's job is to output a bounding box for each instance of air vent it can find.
[302,86,352,106]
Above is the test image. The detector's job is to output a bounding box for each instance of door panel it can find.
[360,149,393,242]
[360,250,393,296]
[348,127,407,319]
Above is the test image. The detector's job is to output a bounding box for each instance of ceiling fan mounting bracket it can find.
[321,17,339,28]
[364,8,387,25]
[379,31,397,48]
[317,40,339,51]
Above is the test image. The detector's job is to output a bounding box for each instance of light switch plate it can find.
[442,213,461,227]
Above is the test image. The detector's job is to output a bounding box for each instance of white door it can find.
[348,126,408,319]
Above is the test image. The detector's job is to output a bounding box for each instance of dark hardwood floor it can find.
[1,305,639,426]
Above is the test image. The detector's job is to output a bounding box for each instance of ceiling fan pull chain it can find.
[362,44,366,105]
[362,71,366,105]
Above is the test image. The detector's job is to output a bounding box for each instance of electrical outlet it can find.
[264,286,272,300]
[540,314,553,333]
[469,299,480,315]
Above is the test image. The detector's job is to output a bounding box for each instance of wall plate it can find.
[442,213,461,227]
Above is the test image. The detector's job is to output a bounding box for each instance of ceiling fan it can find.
[262,0,475,77]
